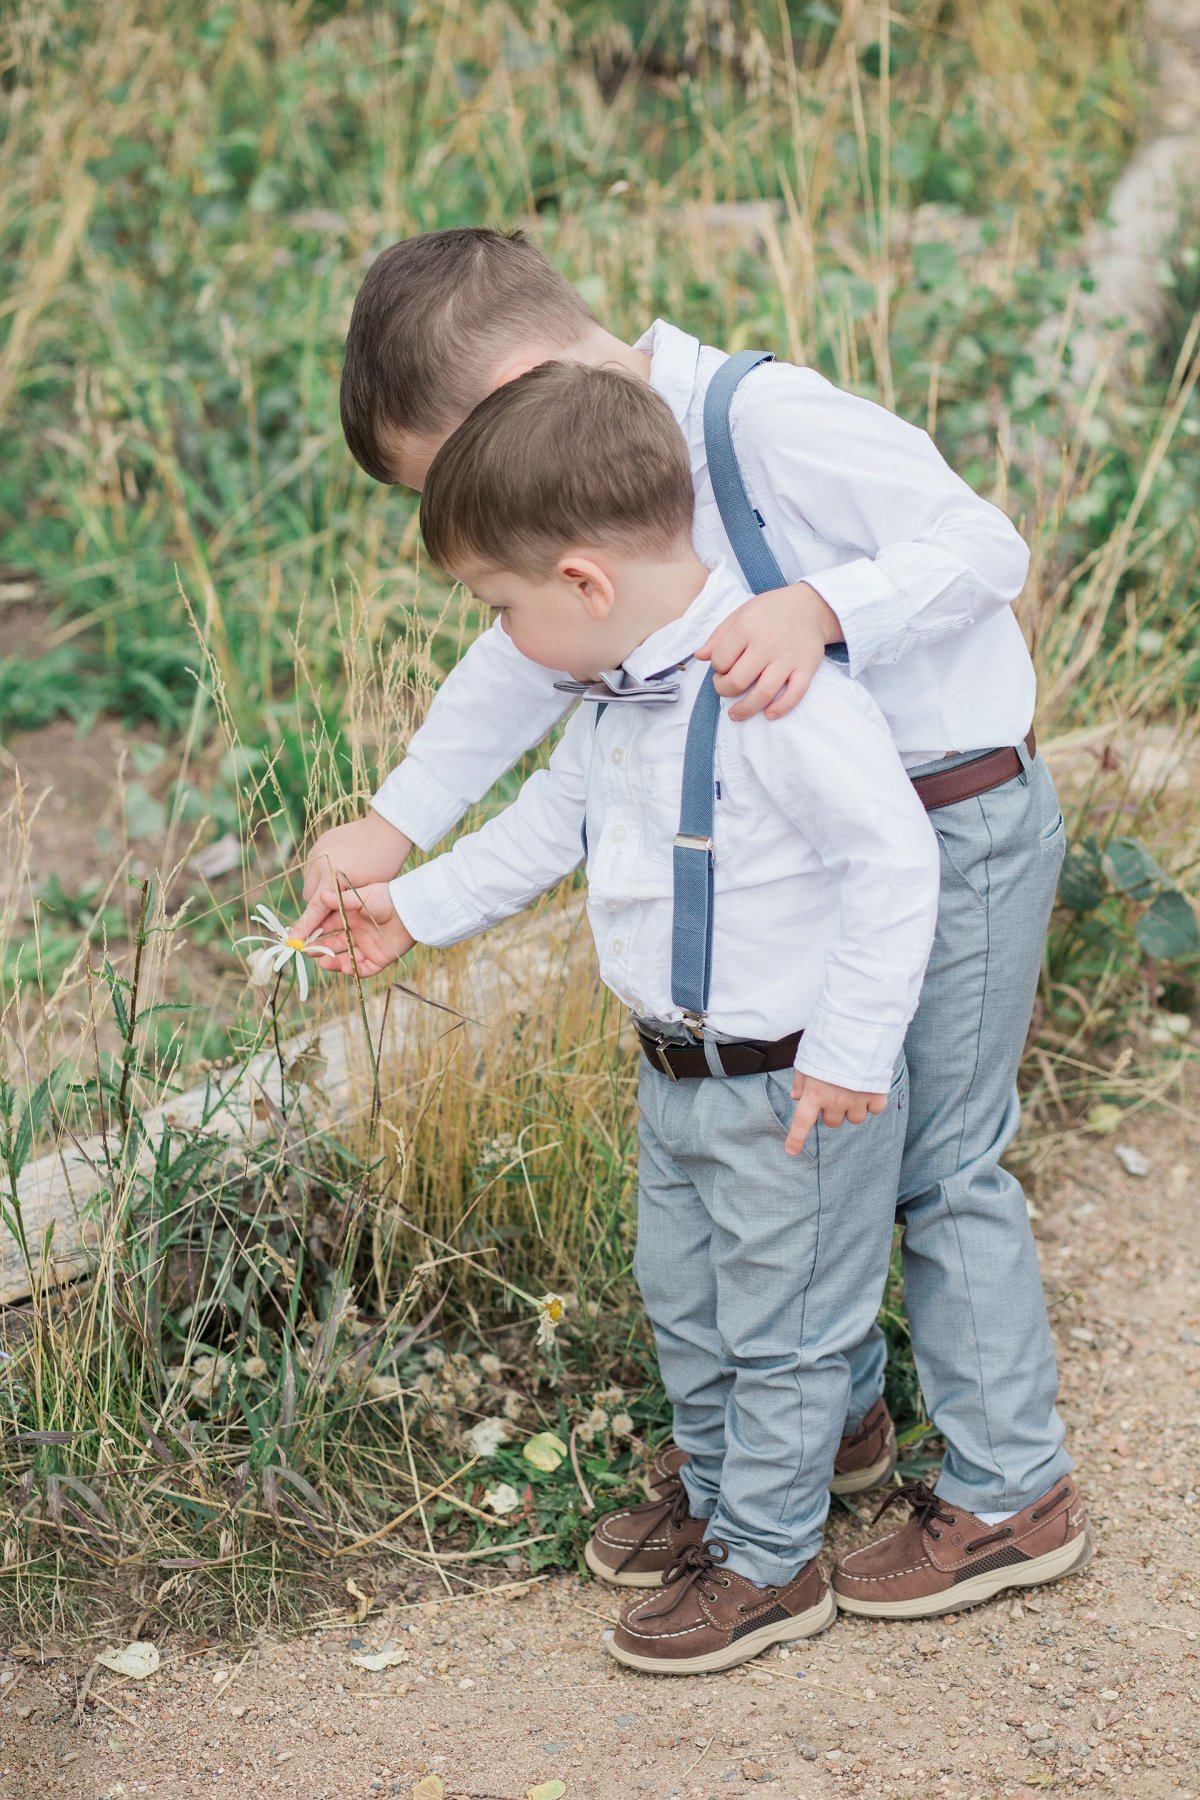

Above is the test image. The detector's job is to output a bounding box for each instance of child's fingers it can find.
[727,662,790,721]
[786,1090,821,1156]
[293,892,331,938]
[764,666,818,720]
[701,617,753,677]
[711,646,767,698]
[321,885,367,916]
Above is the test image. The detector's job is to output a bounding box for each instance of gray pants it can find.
[847,748,1071,1512]
[634,1057,908,1585]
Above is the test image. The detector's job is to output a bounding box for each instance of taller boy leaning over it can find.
[300,229,1090,1614]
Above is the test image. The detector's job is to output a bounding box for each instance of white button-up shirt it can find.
[373,320,1033,851]
[391,566,940,1093]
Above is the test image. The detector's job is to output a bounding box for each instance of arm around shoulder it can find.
[731,362,1029,675]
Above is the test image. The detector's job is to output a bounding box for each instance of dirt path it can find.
[3,1094,1198,1800]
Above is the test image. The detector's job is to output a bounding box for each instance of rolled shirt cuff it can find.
[371,759,470,855]
[793,1002,907,1096]
[807,557,907,677]
[389,859,484,949]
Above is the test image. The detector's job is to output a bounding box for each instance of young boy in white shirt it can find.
[299,229,1093,1618]
[318,361,944,1671]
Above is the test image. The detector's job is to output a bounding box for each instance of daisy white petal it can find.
[295,955,309,1003]
[249,945,279,988]
[272,944,295,972]
[253,904,287,934]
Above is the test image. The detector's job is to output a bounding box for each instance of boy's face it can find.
[455,553,637,678]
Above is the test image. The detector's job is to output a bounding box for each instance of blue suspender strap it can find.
[703,347,849,664]
[702,350,785,595]
[671,667,721,1025]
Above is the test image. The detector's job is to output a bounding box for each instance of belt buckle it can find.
[650,1033,680,1082]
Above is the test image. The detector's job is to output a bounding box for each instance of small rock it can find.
[801,1745,819,1761]
[1114,1144,1150,1178]
[1030,1737,1060,1757]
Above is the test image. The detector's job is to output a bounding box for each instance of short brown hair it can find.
[419,362,695,578]
[340,229,597,484]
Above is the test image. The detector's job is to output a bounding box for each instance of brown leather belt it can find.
[636,1024,802,1082]
[911,730,1035,812]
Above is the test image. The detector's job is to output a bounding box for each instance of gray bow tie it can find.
[554,658,690,706]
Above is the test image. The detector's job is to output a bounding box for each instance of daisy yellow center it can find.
[285,935,307,951]
[545,1298,564,1322]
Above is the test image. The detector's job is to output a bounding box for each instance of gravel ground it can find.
[2,1098,1198,1800]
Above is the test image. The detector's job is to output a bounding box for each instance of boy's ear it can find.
[557,554,616,618]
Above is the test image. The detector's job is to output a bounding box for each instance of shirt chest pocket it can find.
[639,756,732,860]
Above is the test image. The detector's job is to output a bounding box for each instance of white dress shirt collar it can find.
[634,319,702,429]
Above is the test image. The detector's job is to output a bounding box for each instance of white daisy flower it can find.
[235,902,334,1002]
[534,1292,568,1349]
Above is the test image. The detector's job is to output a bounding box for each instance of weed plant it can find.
[1,0,1198,1636]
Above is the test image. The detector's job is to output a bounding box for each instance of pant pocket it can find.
[761,1060,907,1161]
[761,1068,816,1161]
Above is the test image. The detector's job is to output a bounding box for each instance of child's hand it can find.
[295,813,413,941]
[696,581,842,721]
[315,883,416,979]
[785,1073,889,1156]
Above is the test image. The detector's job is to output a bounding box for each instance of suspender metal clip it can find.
[673,833,714,854]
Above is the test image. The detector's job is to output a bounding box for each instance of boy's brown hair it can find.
[341,228,597,484]
[420,362,694,579]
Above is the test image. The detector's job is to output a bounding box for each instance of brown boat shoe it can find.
[834,1475,1093,1619]
[642,1398,896,1501]
[830,1398,897,1495]
[605,1539,836,1675]
[584,1477,708,1588]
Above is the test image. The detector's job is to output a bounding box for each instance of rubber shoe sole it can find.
[829,1438,897,1497]
[583,1535,669,1589]
[602,1585,836,1675]
[835,1524,1094,1620]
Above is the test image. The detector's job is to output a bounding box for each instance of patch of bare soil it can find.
[3,1098,1197,1800]
[1,709,244,1067]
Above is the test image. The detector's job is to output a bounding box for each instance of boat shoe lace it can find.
[614,1475,696,1576]
[640,1538,736,1619]
[873,1478,1073,1555]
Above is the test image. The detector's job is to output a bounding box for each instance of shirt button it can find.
[610,824,627,844]
[610,747,624,766]
[610,938,625,957]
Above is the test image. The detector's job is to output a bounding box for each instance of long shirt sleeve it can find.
[388,716,588,944]
[371,617,575,851]
[729,361,1031,678]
